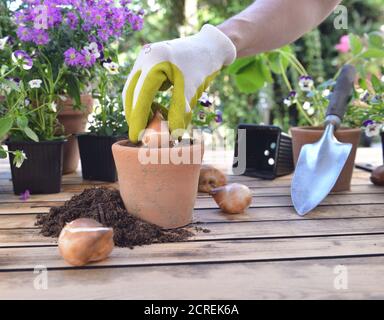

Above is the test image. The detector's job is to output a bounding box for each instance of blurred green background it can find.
[120,0,384,132]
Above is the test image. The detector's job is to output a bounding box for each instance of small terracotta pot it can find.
[57,95,93,174]
[291,127,361,192]
[112,140,204,229]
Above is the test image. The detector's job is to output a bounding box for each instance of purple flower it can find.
[215,110,223,123]
[298,76,314,92]
[283,91,297,107]
[363,119,374,127]
[199,92,212,107]
[32,29,50,45]
[64,48,81,67]
[66,12,79,29]
[79,49,96,67]
[12,50,33,70]
[17,26,33,42]
[20,190,30,201]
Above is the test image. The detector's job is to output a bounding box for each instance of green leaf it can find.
[16,116,28,129]
[349,34,363,55]
[0,146,7,159]
[233,60,266,94]
[358,78,368,90]
[64,74,81,106]
[360,48,384,58]
[23,127,39,142]
[371,75,382,92]
[368,32,384,49]
[226,57,255,75]
[0,116,13,139]
[267,51,290,75]
[258,55,273,83]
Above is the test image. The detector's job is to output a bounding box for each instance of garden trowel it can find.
[291,65,356,216]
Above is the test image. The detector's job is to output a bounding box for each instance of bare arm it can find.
[218,0,341,57]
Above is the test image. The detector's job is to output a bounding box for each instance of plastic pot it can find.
[57,95,93,174]
[78,134,126,182]
[112,140,204,229]
[381,132,384,164]
[6,139,65,194]
[291,127,360,192]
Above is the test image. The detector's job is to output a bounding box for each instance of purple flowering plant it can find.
[345,71,384,137]
[0,0,144,164]
[0,0,143,166]
[14,0,143,106]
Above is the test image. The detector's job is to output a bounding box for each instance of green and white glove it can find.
[123,24,237,143]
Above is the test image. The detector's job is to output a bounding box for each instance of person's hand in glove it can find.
[123,0,341,143]
[123,24,236,143]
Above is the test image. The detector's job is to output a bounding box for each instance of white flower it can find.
[365,123,382,137]
[283,99,292,106]
[381,75,384,83]
[302,101,311,110]
[307,107,315,116]
[298,76,314,92]
[0,83,11,95]
[103,61,119,75]
[359,90,369,101]
[0,36,9,50]
[28,79,42,89]
[84,42,100,59]
[50,102,57,112]
[322,89,331,97]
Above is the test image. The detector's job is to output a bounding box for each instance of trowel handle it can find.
[326,65,356,126]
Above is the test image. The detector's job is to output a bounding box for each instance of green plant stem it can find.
[279,59,314,126]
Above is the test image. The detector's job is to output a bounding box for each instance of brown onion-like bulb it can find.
[371,165,384,186]
[198,165,227,193]
[58,218,114,266]
[141,111,170,148]
[210,183,252,214]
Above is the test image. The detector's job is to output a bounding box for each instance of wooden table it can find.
[0,147,383,300]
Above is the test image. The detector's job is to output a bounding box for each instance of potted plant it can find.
[277,32,383,191]
[111,87,227,228]
[78,63,128,182]
[14,0,144,173]
[0,47,65,194]
[345,70,384,163]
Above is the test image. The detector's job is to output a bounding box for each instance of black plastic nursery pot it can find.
[78,134,126,182]
[6,139,66,195]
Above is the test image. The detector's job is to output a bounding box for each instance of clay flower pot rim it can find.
[76,133,127,139]
[113,139,202,151]
[291,126,361,133]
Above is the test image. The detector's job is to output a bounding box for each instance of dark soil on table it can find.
[36,187,201,248]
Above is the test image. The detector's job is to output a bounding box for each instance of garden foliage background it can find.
[122,0,384,132]
[1,0,383,133]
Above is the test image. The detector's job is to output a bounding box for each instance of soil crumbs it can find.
[36,187,198,248]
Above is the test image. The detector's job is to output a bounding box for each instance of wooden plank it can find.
[1,181,381,197]
[1,256,384,299]
[2,217,384,247]
[1,234,384,271]
[1,192,383,209]
[1,204,384,228]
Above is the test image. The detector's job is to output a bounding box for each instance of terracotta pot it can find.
[291,127,361,192]
[112,140,204,229]
[57,95,93,174]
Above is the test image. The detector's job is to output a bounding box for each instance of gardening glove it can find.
[122,24,237,143]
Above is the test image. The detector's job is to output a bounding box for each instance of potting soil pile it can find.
[36,187,194,248]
